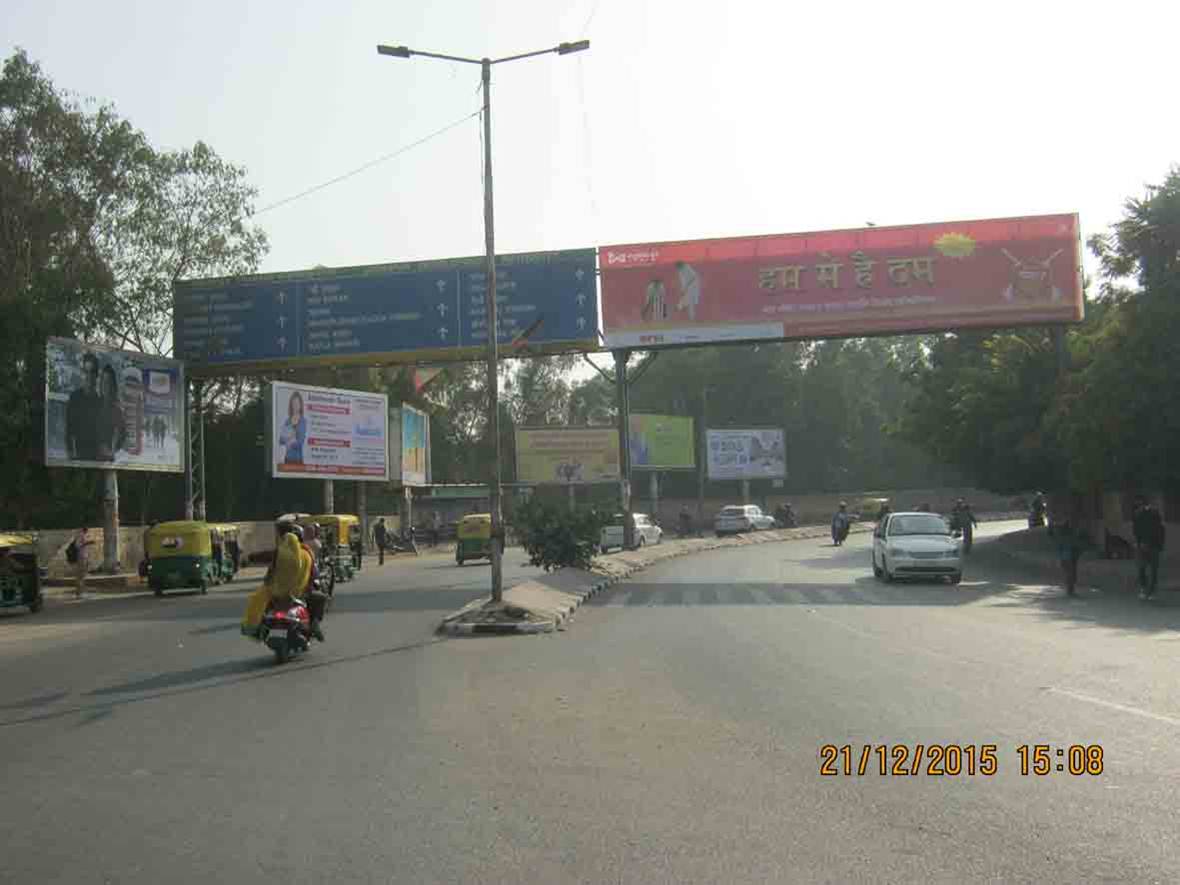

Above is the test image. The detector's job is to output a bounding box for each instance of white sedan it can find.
[871,512,962,584]
[599,513,663,553]
[714,505,776,536]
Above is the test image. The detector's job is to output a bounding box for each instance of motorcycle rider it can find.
[242,522,327,642]
[951,498,979,552]
[831,502,850,546]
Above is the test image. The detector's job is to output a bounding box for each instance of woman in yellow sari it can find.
[242,532,312,636]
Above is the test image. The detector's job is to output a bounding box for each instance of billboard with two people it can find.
[45,338,185,472]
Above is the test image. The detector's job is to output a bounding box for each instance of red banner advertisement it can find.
[599,214,1083,348]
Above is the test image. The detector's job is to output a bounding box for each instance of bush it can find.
[512,499,607,573]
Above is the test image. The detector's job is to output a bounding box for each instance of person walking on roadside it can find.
[831,502,850,546]
[951,499,979,554]
[69,527,96,599]
[374,517,388,566]
[1132,496,1166,600]
[1055,508,1091,597]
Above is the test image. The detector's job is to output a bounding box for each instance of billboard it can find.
[515,427,620,484]
[44,338,185,472]
[706,429,786,480]
[174,248,598,375]
[600,214,1083,348]
[389,404,431,487]
[270,381,389,480]
[629,414,695,470]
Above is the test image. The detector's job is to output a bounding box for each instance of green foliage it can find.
[512,498,607,572]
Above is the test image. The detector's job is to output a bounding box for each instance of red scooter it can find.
[260,596,313,664]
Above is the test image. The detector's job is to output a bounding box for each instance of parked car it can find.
[599,513,663,553]
[871,511,961,584]
[714,504,775,536]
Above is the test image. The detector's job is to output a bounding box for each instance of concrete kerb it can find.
[437,522,873,636]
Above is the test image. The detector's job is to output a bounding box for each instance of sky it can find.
[8,0,1180,377]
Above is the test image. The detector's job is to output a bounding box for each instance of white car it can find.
[599,513,662,553]
[714,504,775,536]
[872,512,962,584]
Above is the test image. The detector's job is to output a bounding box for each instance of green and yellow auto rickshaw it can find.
[306,514,359,583]
[146,520,217,596]
[0,532,45,614]
[212,523,241,583]
[456,513,495,566]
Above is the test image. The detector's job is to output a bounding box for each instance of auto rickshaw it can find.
[305,514,359,583]
[146,520,217,596]
[456,513,495,566]
[0,532,45,614]
[213,524,241,583]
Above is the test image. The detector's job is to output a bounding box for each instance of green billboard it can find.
[628,414,695,470]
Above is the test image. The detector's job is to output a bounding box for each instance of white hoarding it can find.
[45,338,185,472]
[706,428,787,480]
[270,381,389,481]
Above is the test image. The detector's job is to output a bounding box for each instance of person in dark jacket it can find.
[1132,496,1166,599]
[1055,509,1091,597]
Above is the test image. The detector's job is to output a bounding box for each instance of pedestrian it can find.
[1055,507,1091,597]
[374,517,388,566]
[69,526,96,599]
[831,502,850,546]
[1132,496,1166,600]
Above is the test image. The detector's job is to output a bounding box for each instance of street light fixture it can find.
[377,38,590,602]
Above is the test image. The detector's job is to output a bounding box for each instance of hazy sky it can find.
[8,0,1178,286]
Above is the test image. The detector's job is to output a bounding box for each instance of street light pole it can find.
[377,38,589,602]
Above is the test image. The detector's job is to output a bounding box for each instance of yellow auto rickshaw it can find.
[306,514,360,582]
[456,513,495,566]
[212,524,241,582]
[146,520,217,596]
[0,532,45,614]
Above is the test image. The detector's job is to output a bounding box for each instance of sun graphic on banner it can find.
[933,233,977,258]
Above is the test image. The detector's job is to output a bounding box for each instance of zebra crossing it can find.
[588,582,983,608]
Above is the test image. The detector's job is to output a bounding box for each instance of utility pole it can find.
[614,349,633,550]
[377,37,590,602]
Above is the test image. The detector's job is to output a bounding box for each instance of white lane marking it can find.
[1047,687,1180,727]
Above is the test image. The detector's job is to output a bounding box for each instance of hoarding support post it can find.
[184,382,194,521]
[481,56,506,604]
[568,483,576,512]
[358,482,368,551]
[650,472,659,523]
[102,470,120,573]
[741,479,750,505]
[697,387,709,532]
[192,380,206,522]
[324,480,335,515]
[614,349,633,550]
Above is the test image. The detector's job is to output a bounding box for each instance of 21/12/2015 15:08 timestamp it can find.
[819,744,1105,777]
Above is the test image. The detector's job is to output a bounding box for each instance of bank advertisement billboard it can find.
[629,414,695,470]
[515,427,620,484]
[600,214,1083,348]
[706,428,786,480]
[270,381,389,480]
[389,404,431,487]
[44,338,185,472]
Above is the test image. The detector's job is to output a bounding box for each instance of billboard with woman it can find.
[269,381,389,481]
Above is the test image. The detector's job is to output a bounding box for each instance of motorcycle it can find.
[260,595,313,664]
[386,528,420,556]
[1028,510,1046,529]
[774,512,798,529]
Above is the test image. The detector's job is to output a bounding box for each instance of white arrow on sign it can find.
[575,292,586,306]
[575,268,585,281]
[277,291,287,305]
[278,316,286,328]
[277,336,287,351]
[576,317,586,330]
[437,303,448,317]
[436,279,447,293]
[438,327,449,340]
[309,284,319,296]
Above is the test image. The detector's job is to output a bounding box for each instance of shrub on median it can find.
[512,499,608,572]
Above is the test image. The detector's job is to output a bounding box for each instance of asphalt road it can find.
[3,521,1180,883]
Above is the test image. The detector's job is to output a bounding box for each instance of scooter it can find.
[260,596,313,664]
[386,528,420,556]
[1028,510,1046,529]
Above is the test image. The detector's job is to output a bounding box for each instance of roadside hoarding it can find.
[629,414,695,470]
[599,214,1083,348]
[44,338,185,472]
[515,427,620,484]
[706,429,786,480]
[173,249,598,375]
[269,381,389,480]
[389,404,432,487]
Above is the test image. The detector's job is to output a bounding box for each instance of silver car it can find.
[872,512,962,584]
[714,504,775,536]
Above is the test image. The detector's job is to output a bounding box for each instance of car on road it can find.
[714,504,775,536]
[599,513,662,553]
[872,511,962,584]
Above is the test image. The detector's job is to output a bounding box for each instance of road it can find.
[3,521,1179,883]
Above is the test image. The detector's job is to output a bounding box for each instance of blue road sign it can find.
[173,249,598,373]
